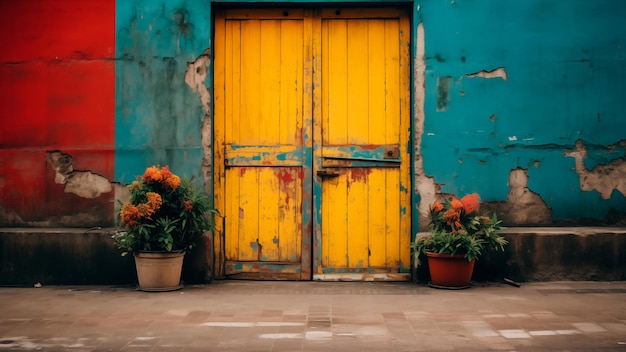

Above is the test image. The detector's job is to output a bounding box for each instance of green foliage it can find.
[112,166,216,255]
[411,194,507,262]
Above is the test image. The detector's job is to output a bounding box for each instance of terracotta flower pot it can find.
[426,252,475,289]
[134,251,185,291]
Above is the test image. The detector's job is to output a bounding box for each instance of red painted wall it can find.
[0,0,116,226]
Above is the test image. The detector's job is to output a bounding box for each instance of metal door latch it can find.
[317,169,340,178]
[383,146,399,159]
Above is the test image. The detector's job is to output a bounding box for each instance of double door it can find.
[214,7,411,280]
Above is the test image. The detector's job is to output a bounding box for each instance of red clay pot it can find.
[426,252,475,289]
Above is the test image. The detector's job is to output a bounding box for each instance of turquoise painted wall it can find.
[115,0,212,184]
[419,0,626,222]
[112,0,626,223]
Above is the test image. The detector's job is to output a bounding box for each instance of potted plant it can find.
[411,193,507,289]
[113,165,215,291]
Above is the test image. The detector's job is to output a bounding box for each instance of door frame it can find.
[210,3,417,280]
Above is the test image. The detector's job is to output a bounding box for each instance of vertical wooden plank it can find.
[368,169,387,267]
[368,20,386,145]
[240,20,261,144]
[325,19,348,145]
[301,10,314,279]
[227,20,242,145]
[225,168,240,261]
[398,13,412,270]
[258,167,280,261]
[384,169,401,266]
[280,20,303,146]
[312,9,324,275]
[259,20,281,145]
[324,175,349,268]
[213,12,227,276]
[278,168,301,262]
[347,171,369,268]
[238,168,260,261]
[346,19,369,145]
[384,19,400,144]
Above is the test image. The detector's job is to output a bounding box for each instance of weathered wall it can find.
[0,1,116,227]
[0,1,213,228]
[3,0,624,229]
[114,1,212,186]
[0,228,214,286]
[416,0,626,229]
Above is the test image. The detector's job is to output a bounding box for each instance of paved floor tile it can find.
[1,281,626,351]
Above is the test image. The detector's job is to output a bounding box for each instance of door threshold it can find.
[313,273,410,282]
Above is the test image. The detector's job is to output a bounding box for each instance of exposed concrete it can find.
[113,183,130,220]
[413,22,438,232]
[499,227,626,282]
[46,151,112,199]
[565,139,626,199]
[184,50,215,283]
[414,227,626,283]
[0,228,134,286]
[0,208,111,228]
[0,228,213,286]
[3,226,624,286]
[185,49,213,194]
[465,67,508,81]
[482,168,553,226]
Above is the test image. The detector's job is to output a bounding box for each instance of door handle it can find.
[316,169,340,178]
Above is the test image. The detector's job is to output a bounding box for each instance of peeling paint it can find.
[465,67,508,81]
[565,139,626,199]
[46,151,112,199]
[436,76,452,112]
[483,168,552,226]
[185,49,212,193]
[413,22,437,232]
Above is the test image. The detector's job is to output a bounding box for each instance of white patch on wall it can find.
[466,67,508,81]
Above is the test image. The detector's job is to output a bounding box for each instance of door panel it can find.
[215,7,410,281]
[313,9,411,280]
[214,9,312,279]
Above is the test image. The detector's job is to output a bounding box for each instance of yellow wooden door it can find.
[313,8,411,280]
[214,9,313,280]
[214,8,410,281]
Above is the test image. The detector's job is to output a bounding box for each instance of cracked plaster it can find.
[185,49,213,192]
[565,139,626,199]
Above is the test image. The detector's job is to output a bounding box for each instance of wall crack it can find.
[46,151,112,199]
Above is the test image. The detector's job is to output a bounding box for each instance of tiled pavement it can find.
[1,281,626,351]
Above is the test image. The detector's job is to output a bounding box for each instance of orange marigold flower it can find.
[443,208,460,224]
[163,174,181,190]
[145,192,162,211]
[130,180,142,190]
[136,203,153,218]
[142,166,162,183]
[160,166,173,180]
[120,203,139,224]
[460,193,480,215]
[183,200,193,212]
[450,198,463,211]
[432,201,444,212]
